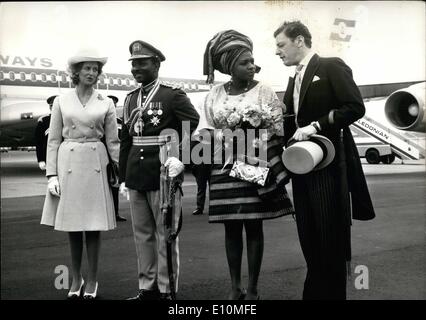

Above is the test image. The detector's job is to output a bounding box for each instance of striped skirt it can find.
[208,163,294,223]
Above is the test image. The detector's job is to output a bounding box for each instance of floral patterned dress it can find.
[194,82,295,222]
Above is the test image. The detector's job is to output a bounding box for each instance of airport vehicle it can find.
[356,141,394,164]
[351,114,424,163]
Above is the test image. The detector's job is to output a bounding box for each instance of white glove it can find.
[48,176,60,197]
[119,182,129,199]
[214,129,224,142]
[38,161,46,171]
[164,157,185,178]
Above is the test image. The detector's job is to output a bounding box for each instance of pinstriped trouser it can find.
[292,164,349,300]
[128,189,180,293]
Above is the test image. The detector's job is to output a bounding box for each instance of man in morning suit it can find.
[274,20,375,300]
[119,40,200,300]
[35,95,57,171]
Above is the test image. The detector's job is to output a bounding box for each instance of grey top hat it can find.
[282,134,335,174]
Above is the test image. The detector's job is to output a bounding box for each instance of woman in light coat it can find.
[41,49,119,299]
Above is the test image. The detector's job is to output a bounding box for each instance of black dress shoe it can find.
[116,215,127,222]
[126,289,160,301]
[192,208,203,215]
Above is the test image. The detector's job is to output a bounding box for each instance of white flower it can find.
[227,112,241,127]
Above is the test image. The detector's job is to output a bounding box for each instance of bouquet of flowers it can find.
[213,102,283,141]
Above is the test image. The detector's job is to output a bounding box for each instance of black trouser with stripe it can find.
[292,163,350,300]
[192,163,211,211]
[111,186,119,217]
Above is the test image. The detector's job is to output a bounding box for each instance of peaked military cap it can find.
[128,40,166,62]
[46,95,58,105]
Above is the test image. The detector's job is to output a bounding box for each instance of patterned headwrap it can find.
[203,29,261,84]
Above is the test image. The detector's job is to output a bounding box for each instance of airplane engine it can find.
[384,82,426,132]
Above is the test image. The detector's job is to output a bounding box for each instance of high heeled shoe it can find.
[83,282,98,300]
[67,278,84,300]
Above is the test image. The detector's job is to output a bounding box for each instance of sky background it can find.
[0,1,425,90]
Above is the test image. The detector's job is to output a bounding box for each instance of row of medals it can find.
[135,102,163,135]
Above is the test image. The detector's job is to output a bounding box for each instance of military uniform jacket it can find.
[119,83,200,191]
[35,114,51,162]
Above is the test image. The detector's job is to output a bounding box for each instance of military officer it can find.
[119,40,199,300]
[107,95,127,222]
[34,95,57,171]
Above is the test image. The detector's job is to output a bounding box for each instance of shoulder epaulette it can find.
[160,80,183,90]
[127,87,140,95]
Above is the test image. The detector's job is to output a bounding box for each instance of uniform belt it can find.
[132,135,176,146]
[64,138,101,143]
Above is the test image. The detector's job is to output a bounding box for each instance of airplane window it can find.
[125,78,130,86]
[194,83,199,90]
[30,73,37,81]
[109,78,114,86]
[61,74,67,82]
[20,72,26,81]
[0,71,3,80]
[9,71,16,81]
[117,78,122,86]
[99,76,105,85]
[41,73,47,82]
[50,74,57,82]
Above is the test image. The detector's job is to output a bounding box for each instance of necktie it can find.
[293,64,304,115]
[294,64,303,95]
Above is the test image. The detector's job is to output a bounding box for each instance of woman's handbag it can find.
[229,160,270,186]
[101,137,119,187]
[106,161,119,187]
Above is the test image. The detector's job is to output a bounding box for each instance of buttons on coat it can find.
[140,149,144,152]
[92,146,96,150]
[71,124,76,129]
[140,156,144,160]
[68,169,72,173]
[90,125,94,129]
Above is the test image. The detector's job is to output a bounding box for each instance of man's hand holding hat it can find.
[292,123,318,141]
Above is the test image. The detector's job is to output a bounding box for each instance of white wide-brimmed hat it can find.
[67,48,108,67]
[282,134,335,175]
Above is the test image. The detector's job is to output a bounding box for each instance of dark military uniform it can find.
[119,40,199,297]
[119,83,199,189]
[34,114,51,163]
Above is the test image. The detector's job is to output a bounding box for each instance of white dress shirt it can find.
[293,51,316,115]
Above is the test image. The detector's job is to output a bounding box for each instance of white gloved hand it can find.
[214,129,224,142]
[119,182,129,199]
[38,161,46,171]
[48,176,60,197]
[164,157,185,178]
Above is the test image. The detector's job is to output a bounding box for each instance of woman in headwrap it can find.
[194,30,295,300]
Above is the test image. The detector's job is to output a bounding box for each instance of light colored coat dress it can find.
[41,90,120,231]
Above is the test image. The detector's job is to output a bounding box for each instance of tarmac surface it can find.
[1,151,425,300]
